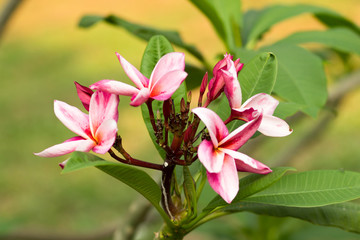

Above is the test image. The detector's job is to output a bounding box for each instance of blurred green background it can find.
[1,0,360,239]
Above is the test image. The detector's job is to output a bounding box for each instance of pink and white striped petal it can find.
[89,91,119,136]
[219,113,262,151]
[192,107,228,147]
[241,93,279,116]
[116,52,149,88]
[34,137,96,157]
[90,80,139,97]
[258,115,293,137]
[223,68,242,109]
[54,100,91,140]
[149,52,185,88]
[93,119,118,154]
[129,88,150,106]
[221,148,272,174]
[207,154,239,203]
[198,139,225,173]
[231,107,258,122]
[150,70,187,101]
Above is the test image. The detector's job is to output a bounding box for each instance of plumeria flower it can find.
[192,107,271,203]
[204,54,243,107]
[223,59,292,137]
[35,91,119,157]
[90,52,188,107]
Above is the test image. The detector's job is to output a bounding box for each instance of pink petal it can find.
[242,93,278,116]
[231,107,258,122]
[219,112,262,151]
[223,68,242,109]
[116,52,149,88]
[34,137,96,157]
[207,72,225,101]
[93,119,118,154]
[130,87,150,106]
[258,115,292,137]
[89,91,119,137]
[207,154,239,203]
[149,52,185,88]
[54,100,92,140]
[198,139,225,173]
[192,107,229,147]
[221,148,272,174]
[150,70,187,101]
[74,82,93,111]
[90,80,139,97]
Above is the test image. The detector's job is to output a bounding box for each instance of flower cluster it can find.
[36,52,291,204]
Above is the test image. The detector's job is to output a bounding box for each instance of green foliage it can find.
[262,44,327,117]
[78,15,205,63]
[183,166,197,215]
[275,28,360,56]
[243,170,360,207]
[221,202,360,234]
[189,0,242,50]
[203,167,296,213]
[243,4,359,48]
[62,152,171,224]
[239,52,277,101]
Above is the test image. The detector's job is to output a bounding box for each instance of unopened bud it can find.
[180,98,186,113]
[234,59,244,73]
[183,125,193,145]
[200,72,208,96]
[187,91,192,103]
[163,99,171,120]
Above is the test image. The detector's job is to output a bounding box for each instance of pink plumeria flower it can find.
[204,54,243,107]
[90,52,188,107]
[223,60,292,137]
[35,91,119,158]
[192,107,271,203]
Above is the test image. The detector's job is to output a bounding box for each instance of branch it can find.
[0,0,23,40]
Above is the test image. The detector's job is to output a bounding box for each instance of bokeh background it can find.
[1,0,360,239]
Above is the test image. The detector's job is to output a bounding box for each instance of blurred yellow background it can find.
[1,0,360,238]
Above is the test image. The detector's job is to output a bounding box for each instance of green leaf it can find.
[203,167,295,213]
[185,64,207,90]
[275,28,360,55]
[78,15,205,63]
[244,4,357,48]
[221,202,360,234]
[189,0,242,50]
[183,166,197,214]
[239,52,277,101]
[139,35,187,159]
[315,13,360,36]
[243,170,360,207]
[261,44,327,117]
[274,102,304,119]
[62,152,170,223]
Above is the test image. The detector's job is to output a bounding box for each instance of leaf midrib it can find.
[247,186,360,198]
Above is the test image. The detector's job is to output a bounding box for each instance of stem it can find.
[183,211,230,234]
[108,149,163,171]
[146,100,158,132]
[161,162,178,219]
